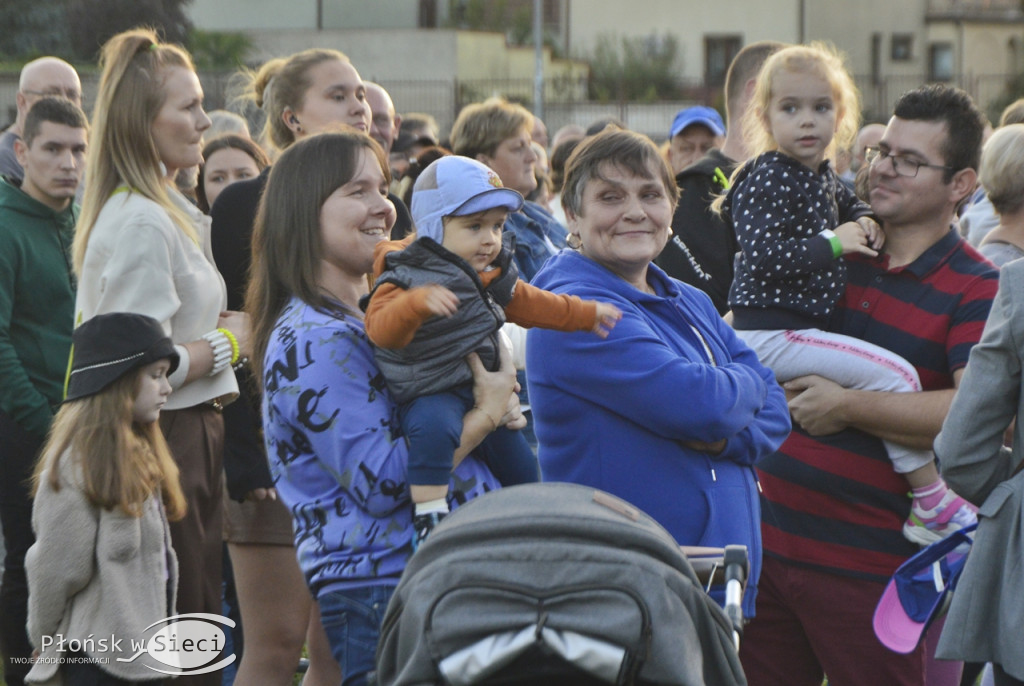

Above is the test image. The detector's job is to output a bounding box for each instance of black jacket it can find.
[655,148,738,315]
[722,151,873,330]
[369,237,518,404]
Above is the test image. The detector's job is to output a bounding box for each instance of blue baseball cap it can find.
[411,156,524,244]
[669,106,725,139]
[872,524,976,654]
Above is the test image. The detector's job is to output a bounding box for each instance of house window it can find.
[929,43,954,81]
[891,34,913,61]
[419,0,437,27]
[705,35,742,87]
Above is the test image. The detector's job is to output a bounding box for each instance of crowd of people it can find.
[0,24,1022,686]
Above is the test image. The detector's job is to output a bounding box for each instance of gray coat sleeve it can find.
[935,260,1024,505]
[25,458,99,649]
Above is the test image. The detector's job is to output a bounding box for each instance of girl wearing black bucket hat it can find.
[24,312,186,685]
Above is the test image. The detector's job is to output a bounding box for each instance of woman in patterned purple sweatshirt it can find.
[246,131,515,686]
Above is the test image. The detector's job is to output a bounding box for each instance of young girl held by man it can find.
[717,43,975,545]
[25,313,185,686]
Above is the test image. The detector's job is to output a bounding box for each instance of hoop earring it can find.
[566,233,582,250]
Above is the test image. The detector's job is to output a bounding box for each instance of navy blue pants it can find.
[0,410,40,686]
[401,384,538,488]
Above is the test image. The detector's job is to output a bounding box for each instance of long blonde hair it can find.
[73,28,199,275]
[235,48,352,154]
[744,42,860,165]
[713,42,861,216]
[33,369,186,520]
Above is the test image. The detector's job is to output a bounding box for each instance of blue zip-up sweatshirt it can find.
[527,251,791,616]
[262,297,500,597]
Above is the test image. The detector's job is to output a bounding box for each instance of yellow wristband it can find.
[218,327,240,366]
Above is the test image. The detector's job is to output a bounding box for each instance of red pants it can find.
[740,556,926,686]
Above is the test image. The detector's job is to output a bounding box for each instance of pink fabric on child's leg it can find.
[912,480,948,511]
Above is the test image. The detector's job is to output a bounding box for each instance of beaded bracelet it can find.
[218,327,240,366]
[201,329,232,376]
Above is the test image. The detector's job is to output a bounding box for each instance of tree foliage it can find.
[587,33,683,103]
[1,0,194,61]
[989,72,1024,124]
[187,30,251,69]
[66,0,194,60]
[0,0,71,59]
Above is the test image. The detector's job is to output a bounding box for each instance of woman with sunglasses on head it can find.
[73,28,246,686]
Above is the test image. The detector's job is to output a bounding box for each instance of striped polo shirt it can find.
[757,227,998,581]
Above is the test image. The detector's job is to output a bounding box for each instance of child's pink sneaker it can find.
[903,489,977,546]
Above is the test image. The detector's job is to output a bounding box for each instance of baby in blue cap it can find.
[363,155,620,547]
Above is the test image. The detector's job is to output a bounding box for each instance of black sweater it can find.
[655,148,738,315]
[723,152,873,330]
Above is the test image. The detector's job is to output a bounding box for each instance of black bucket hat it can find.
[66,313,179,402]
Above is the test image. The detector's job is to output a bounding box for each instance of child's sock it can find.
[414,497,450,517]
[911,479,949,511]
[412,498,449,551]
[903,478,977,546]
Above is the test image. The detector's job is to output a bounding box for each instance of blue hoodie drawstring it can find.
[704,454,717,482]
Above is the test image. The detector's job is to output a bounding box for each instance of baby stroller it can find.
[374,482,748,686]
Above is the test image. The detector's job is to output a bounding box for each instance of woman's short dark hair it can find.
[449,97,533,159]
[561,129,679,218]
[196,134,271,212]
[550,136,582,194]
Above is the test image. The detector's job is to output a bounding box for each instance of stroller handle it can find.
[723,545,748,647]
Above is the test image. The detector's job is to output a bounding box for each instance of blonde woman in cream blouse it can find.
[71,30,247,686]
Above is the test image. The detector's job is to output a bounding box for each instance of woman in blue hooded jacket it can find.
[527,129,791,617]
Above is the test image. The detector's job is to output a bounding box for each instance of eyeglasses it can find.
[21,88,82,104]
[865,147,953,178]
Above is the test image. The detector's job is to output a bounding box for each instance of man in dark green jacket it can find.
[0,96,86,686]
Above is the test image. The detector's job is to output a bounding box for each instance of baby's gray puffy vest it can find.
[370,237,519,404]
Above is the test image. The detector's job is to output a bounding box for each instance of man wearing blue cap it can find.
[667,105,725,176]
[655,41,784,315]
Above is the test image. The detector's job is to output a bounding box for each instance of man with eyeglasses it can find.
[0,57,82,184]
[740,85,999,686]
